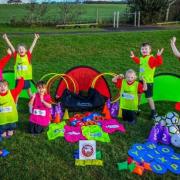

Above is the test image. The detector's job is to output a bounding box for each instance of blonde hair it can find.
[125,69,137,79]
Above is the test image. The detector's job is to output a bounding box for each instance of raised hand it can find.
[2,33,8,40]
[130,51,135,58]
[157,48,164,56]
[7,48,12,55]
[34,33,40,39]
[170,37,176,45]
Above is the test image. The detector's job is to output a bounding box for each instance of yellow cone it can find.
[63,109,69,120]
[118,108,122,118]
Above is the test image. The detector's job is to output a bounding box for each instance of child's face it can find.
[37,85,46,95]
[18,46,27,56]
[125,72,136,83]
[141,45,151,56]
[0,82,8,94]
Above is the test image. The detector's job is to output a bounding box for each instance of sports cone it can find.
[175,102,180,111]
[118,108,122,118]
[105,108,111,119]
[63,109,69,120]
[102,103,108,114]
[53,113,61,123]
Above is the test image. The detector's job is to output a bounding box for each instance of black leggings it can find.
[122,109,137,122]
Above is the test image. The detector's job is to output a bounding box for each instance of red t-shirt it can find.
[132,55,163,69]
[0,54,12,69]
[115,79,144,94]
[0,78,24,102]
[14,51,32,63]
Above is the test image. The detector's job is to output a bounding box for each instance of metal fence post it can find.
[138,11,140,27]
[116,11,119,28]
[134,11,137,27]
[113,11,116,28]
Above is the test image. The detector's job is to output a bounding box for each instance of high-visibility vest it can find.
[0,90,18,125]
[14,53,32,80]
[139,55,155,83]
[120,79,138,111]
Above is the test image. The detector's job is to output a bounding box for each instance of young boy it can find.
[0,78,24,137]
[130,43,164,120]
[112,69,146,124]
[2,33,39,98]
[0,49,12,80]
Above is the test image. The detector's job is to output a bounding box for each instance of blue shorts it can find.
[0,123,17,134]
[16,79,31,89]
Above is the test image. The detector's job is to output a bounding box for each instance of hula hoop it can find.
[46,73,78,103]
[40,73,58,81]
[91,72,120,103]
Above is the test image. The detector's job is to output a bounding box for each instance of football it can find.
[171,134,180,148]
[154,115,165,125]
[165,112,179,126]
[168,124,180,136]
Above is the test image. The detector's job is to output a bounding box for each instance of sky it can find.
[0,0,124,3]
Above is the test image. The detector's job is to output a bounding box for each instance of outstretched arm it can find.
[2,34,16,53]
[170,37,180,59]
[29,33,40,54]
[130,51,140,64]
[112,74,124,83]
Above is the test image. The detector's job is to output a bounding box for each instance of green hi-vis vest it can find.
[139,55,156,83]
[14,53,32,80]
[0,90,18,125]
[47,121,66,140]
[82,125,110,143]
[120,80,138,111]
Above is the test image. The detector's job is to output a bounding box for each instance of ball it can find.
[165,112,179,126]
[168,125,180,136]
[154,116,166,126]
[171,134,180,148]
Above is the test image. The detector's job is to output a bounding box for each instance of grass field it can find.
[0,4,127,24]
[0,28,180,179]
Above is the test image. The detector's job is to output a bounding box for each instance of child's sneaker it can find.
[150,110,158,120]
[136,109,141,116]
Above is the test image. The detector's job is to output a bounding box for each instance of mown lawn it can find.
[0,28,180,179]
[0,4,127,24]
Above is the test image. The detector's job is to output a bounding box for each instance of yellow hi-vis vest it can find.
[139,55,155,83]
[120,80,138,111]
[14,53,32,80]
[0,90,18,125]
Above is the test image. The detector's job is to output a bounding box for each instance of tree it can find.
[58,1,84,24]
[165,0,177,21]
[127,0,169,24]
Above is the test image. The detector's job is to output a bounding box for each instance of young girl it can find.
[112,69,147,124]
[2,33,40,98]
[0,49,12,80]
[0,77,24,137]
[29,81,52,134]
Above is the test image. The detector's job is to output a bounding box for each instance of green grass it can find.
[0,4,127,24]
[0,28,180,179]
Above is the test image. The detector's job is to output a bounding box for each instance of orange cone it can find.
[53,113,60,123]
[102,103,108,114]
[105,108,112,119]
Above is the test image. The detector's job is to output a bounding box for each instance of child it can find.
[0,49,12,80]
[0,77,24,137]
[170,37,180,111]
[170,37,180,60]
[112,69,146,124]
[2,33,40,98]
[29,81,52,134]
[130,43,164,119]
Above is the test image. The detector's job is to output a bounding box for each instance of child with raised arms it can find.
[130,42,164,120]
[2,33,39,99]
